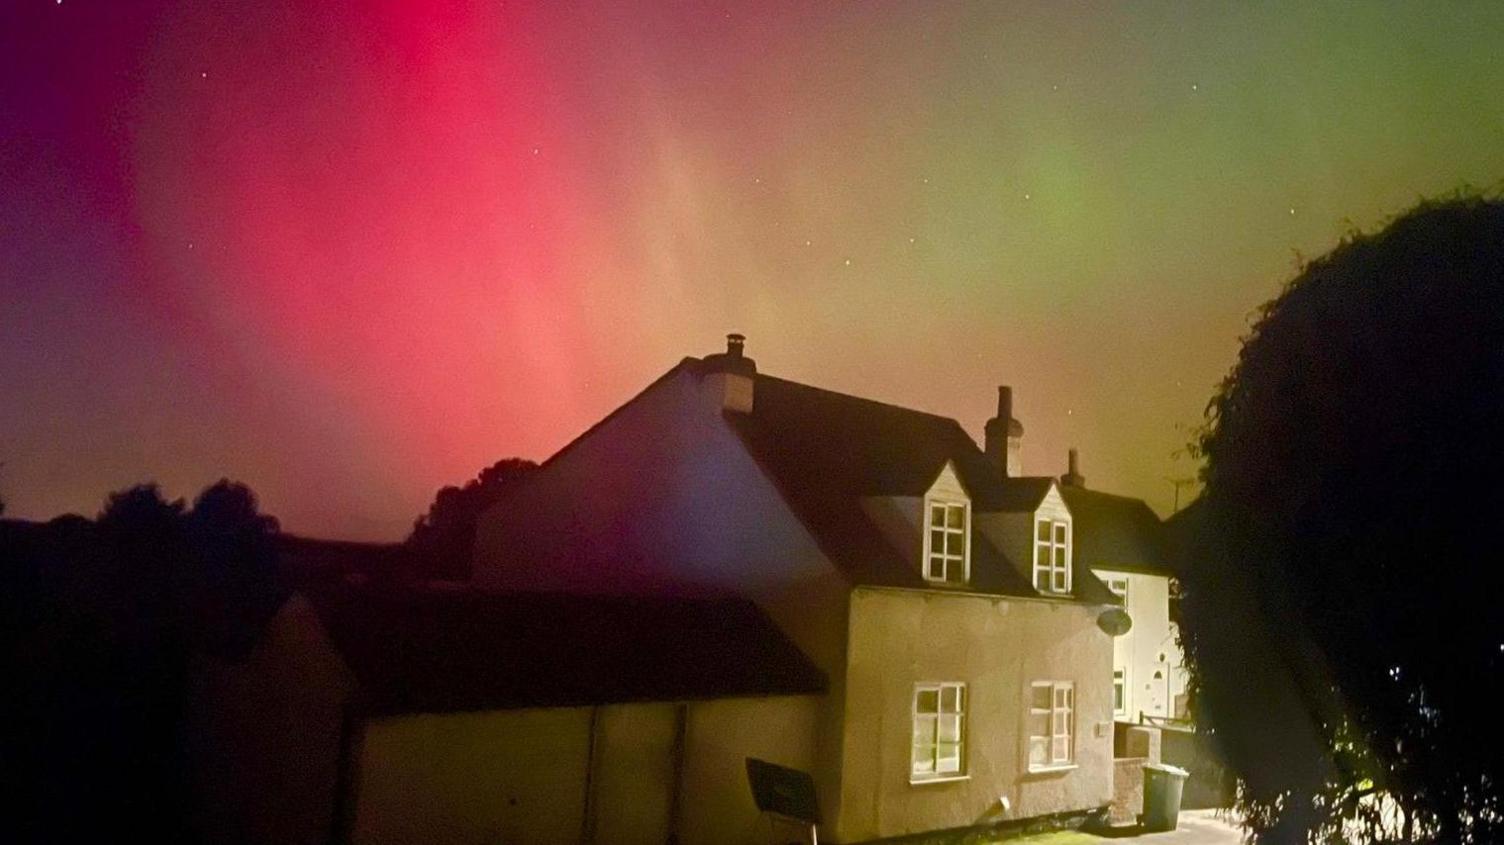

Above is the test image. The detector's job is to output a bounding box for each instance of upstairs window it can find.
[1033,518,1071,594]
[912,682,966,780]
[925,500,970,585]
[1028,681,1075,770]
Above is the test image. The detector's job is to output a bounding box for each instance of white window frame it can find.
[1033,517,1071,594]
[911,682,967,782]
[1113,667,1128,717]
[1106,576,1128,602]
[1028,680,1075,771]
[923,499,970,585]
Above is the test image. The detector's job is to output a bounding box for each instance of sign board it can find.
[745,758,820,825]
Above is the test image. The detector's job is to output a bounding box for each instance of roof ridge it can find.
[754,372,974,433]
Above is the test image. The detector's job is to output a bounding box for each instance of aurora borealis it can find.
[4,1,1503,539]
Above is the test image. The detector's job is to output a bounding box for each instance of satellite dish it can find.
[1097,607,1132,637]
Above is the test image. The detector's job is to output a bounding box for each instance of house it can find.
[470,335,1128,842]
[1057,456,1189,723]
[186,564,826,845]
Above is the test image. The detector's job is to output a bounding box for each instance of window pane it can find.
[927,556,945,580]
[1052,569,1066,592]
[1037,520,1051,541]
[938,715,961,744]
[931,505,945,527]
[940,686,958,712]
[1031,684,1051,711]
[917,688,939,713]
[930,529,945,554]
[1053,736,1067,762]
[913,742,935,773]
[1054,522,1067,544]
[946,505,964,529]
[1029,711,1049,738]
[937,743,961,772]
[1029,737,1047,766]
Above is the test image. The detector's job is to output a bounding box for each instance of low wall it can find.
[1109,758,1147,826]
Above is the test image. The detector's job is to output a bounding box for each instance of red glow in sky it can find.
[5,1,1502,537]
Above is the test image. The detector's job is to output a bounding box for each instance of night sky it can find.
[4,1,1502,539]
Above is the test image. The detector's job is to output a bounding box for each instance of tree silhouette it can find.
[408,457,538,579]
[1178,194,1504,842]
[186,479,284,657]
[3,480,284,841]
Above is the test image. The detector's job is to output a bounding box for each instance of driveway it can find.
[1008,811,1244,845]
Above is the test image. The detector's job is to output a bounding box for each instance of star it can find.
[200,72,208,79]
[1191,83,1198,92]
[531,147,540,155]
[804,239,812,247]
[844,258,852,266]
[1289,207,1296,215]
[908,237,916,244]
[1023,192,1032,201]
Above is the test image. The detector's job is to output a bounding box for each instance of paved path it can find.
[1105,810,1243,843]
[1007,811,1243,845]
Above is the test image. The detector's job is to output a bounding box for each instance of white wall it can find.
[350,696,820,845]
[354,708,592,845]
[680,696,821,845]
[839,587,1114,842]
[1093,569,1188,721]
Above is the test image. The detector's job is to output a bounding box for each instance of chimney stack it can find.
[1062,448,1085,487]
[984,386,1024,478]
[701,333,756,413]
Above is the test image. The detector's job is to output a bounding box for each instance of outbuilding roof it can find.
[302,583,827,716]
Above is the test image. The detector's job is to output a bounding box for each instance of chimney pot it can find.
[726,333,745,358]
[984,384,1024,478]
[1063,448,1086,487]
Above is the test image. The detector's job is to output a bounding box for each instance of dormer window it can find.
[1033,517,1071,593]
[924,500,970,585]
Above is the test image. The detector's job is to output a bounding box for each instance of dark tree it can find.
[3,480,284,842]
[408,457,538,579]
[1179,194,1504,842]
[186,479,285,658]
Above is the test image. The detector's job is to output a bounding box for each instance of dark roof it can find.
[726,373,1046,598]
[302,585,827,716]
[992,476,1058,512]
[1060,486,1173,576]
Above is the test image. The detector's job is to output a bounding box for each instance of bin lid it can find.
[1143,762,1190,777]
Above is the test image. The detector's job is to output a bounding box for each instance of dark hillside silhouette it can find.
[1177,194,1504,843]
